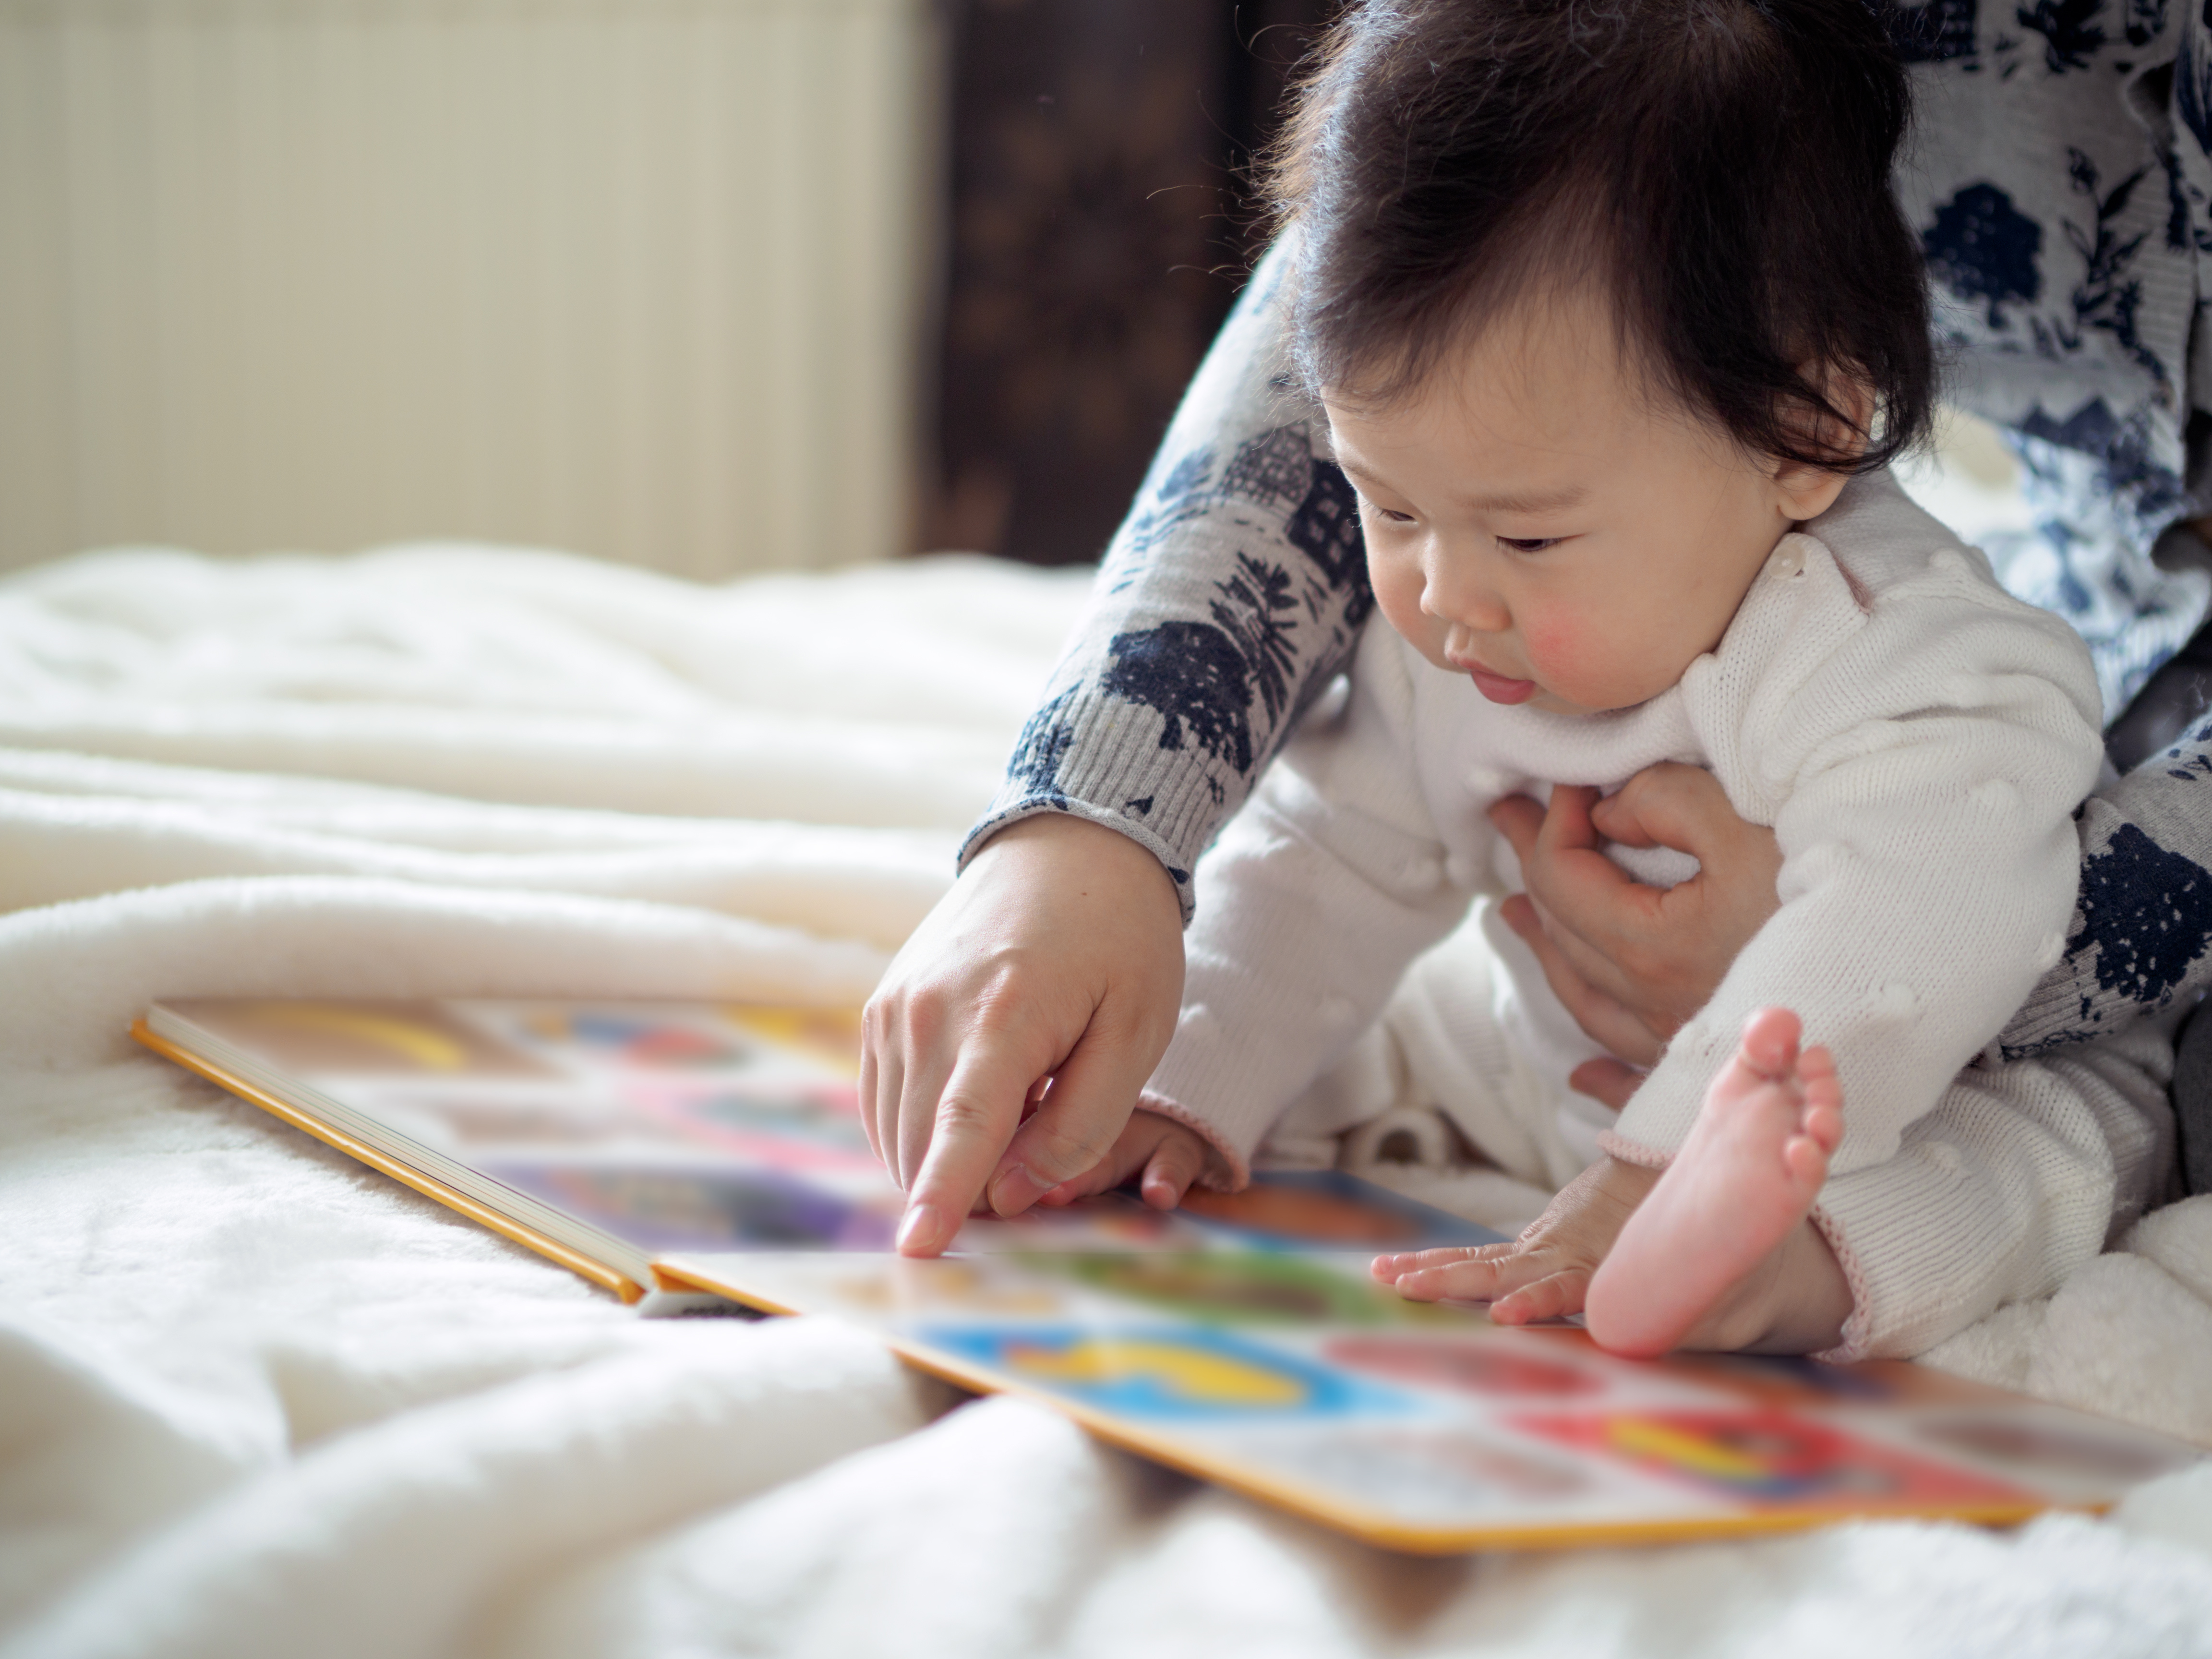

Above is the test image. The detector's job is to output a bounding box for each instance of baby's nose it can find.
[1432,587,1511,637]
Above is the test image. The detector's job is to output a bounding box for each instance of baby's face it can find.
[1324,289,1845,716]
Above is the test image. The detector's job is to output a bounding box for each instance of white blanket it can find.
[4,543,2212,1659]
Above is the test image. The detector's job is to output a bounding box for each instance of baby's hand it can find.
[1370,1155,1659,1323]
[1036,1108,1222,1211]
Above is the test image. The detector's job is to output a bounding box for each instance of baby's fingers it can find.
[1037,1155,1130,1207]
[1370,1242,1515,1284]
[1137,1135,1205,1210]
[1039,1113,1198,1209]
[1491,1267,1593,1325]
[1389,1246,1556,1304]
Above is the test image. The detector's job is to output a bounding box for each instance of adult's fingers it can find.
[869,1025,912,1182]
[863,810,1187,1253]
[1592,762,1764,865]
[1598,766,1780,1023]
[1486,793,1547,864]
[1567,1057,1644,1112]
[1491,789,1657,976]
[1490,786,1608,874]
[1499,771,1776,1040]
[1520,899,1655,1013]
[986,988,1179,1214]
[897,1031,1053,1254]
[1036,1110,1155,1207]
[1498,895,1665,1064]
[857,1039,882,1162]
[893,990,982,1192]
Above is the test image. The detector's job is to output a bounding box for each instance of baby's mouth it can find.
[1464,662,1537,705]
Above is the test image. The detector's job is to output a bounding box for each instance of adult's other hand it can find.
[861,813,1185,1257]
[1490,762,1781,1071]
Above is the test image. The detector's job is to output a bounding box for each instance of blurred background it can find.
[0,0,1336,579]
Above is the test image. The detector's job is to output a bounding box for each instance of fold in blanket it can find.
[4,544,2212,1659]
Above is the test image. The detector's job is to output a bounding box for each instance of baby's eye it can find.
[1372,506,1417,524]
[1499,536,1559,553]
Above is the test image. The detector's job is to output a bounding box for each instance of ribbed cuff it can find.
[1806,1201,1876,1364]
[1596,1130,1673,1171]
[1606,1017,1734,1161]
[958,681,1241,926]
[1800,1150,2056,1361]
[957,794,1196,923]
[1996,959,2131,1060]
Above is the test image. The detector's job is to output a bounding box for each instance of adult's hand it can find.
[1489,763,1781,1087]
[861,813,1185,1256]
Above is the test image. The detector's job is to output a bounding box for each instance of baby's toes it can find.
[1797,1044,1844,1150]
[1780,1130,1830,1189]
[1735,1007,1803,1081]
[1801,1099,1844,1154]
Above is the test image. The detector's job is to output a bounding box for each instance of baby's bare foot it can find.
[1582,1007,1842,1358]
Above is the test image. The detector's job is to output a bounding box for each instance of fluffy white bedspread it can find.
[5,544,2212,1659]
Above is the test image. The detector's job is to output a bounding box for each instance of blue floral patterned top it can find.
[1894,0,2212,713]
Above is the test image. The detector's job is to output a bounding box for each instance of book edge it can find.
[131,1015,649,1305]
[648,1255,2078,1555]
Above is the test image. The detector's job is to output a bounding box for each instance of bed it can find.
[3,541,2211,1659]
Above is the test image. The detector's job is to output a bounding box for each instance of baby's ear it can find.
[1770,455,1851,523]
[1768,366,1876,522]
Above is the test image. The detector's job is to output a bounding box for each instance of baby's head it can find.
[1266,0,1933,715]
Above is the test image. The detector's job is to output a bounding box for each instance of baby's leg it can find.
[1808,1020,2174,1359]
[1583,1008,1849,1356]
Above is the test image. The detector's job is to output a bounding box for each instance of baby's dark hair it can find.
[1262,0,1934,474]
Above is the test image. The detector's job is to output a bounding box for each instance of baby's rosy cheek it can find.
[1520,615,1584,686]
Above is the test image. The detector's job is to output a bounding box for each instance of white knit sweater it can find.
[1146,471,2107,1188]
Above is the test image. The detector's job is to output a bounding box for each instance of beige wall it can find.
[0,0,940,578]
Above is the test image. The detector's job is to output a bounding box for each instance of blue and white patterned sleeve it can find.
[956,239,1375,921]
[2001,724,2212,1056]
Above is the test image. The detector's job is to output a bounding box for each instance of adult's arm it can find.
[1507,728,2212,1084]
[954,236,1375,908]
[1999,729,2212,1057]
[870,238,1381,1252]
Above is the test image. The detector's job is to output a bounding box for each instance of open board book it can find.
[136,996,2206,1553]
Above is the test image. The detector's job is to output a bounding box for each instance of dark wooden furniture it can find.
[930,0,1337,565]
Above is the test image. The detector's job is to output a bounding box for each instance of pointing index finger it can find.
[897,1042,1044,1256]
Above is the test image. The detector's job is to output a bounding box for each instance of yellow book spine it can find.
[132,1018,647,1304]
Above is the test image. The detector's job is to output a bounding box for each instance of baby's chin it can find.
[1508,680,1663,719]
[1524,687,1602,717]
[1408,637,1657,718]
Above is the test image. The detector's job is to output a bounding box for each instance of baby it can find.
[1026,0,2174,1360]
